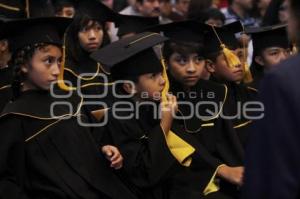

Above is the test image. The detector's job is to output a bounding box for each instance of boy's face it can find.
[137,0,161,17]
[135,72,166,101]
[55,6,75,18]
[255,47,289,70]
[207,48,245,82]
[168,52,205,89]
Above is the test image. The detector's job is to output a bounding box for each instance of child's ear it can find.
[0,40,8,52]
[122,81,137,95]
[20,64,29,74]
[205,59,216,73]
[255,56,265,66]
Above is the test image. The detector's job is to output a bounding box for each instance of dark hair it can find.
[289,0,300,47]
[261,0,284,26]
[191,8,225,24]
[53,1,75,14]
[204,51,221,63]
[10,44,55,99]
[163,41,204,63]
[65,14,111,65]
[187,0,212,19]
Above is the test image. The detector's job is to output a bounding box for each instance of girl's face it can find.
[78,20,104,53]
[207,49,245,82]
[168,52,205,89]
[21,45,62,90]
[135,72,166,101]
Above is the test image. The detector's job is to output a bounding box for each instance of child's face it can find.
[78,20,104,53]
[55,6,75,18]
[22,45,62,90]
[255,47,289,70]
[168,52,205,88]
[135,72,166,101]
[208,48,245,82]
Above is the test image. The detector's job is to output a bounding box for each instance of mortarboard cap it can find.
[146,20,209,43]
[0,0,25,18]
[52,0,77,8]
[90,32,168,80]
[204,21,243,55]
[246,24,289,54]
[75,0,119,23]
[116,14,159,38]
[5,17,72,53]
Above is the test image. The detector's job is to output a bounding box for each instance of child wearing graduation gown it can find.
[246,24,290,89]
[204,21,258,148]
[0,17,137,199]
[63,0,116,87]
[90,32,215,199]
[148,21,244,199]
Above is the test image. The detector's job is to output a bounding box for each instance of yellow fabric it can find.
[164,130,195,167]
[203,164,225,195]
[221,44,241,69]
[160,57,195,167]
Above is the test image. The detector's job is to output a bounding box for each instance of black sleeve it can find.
[242,71,300,199]
[106,117,175,188]
[0,117,30,199]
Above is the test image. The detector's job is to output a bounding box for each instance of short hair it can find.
[163,41,204,63]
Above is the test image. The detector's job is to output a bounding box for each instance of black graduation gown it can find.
[243,54,300,199]
[169,77,244,199]
[249,62,264,90]
[216,79,258,148]
[0,66,13,112]
[0,90,137,199]
[93,97,209,199]
[64,54,111,87]
[63,56,116,111]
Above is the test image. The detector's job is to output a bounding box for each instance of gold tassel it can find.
[242,62,253,83]
[58,32,77,91]
[240,27,253,83]
[160,48,195,167]
[221,44,241,69]
[25,0,30,18]
[210,25,241,69]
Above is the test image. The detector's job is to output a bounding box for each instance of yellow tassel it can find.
[221,44,241,69]
[242,62,253,83]
[57,32,77,91]
[160,53,195,167]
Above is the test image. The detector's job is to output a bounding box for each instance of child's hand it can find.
[101,145,123,170]
[217,165,244,186]
[161,94,178,113]
[160,94,178,134]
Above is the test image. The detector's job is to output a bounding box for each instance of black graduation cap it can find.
[90,32,169,80]
[0,0,26,18]
[26,0,56,18]
[145,20,209,43]
[203,21,243,55]
[246,24,289,54]
[75,0,119,22]
[5,17,72,53]
[116,14,159,38]
[52,0,77,8]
